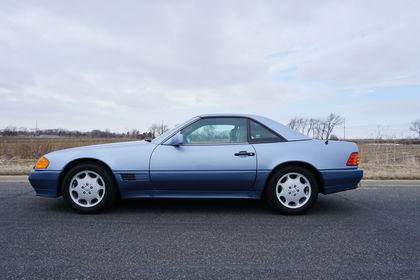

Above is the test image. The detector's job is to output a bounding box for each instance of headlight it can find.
[34,157,50,169]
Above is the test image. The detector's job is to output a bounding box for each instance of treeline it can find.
[0,126,150,139]
[352,138,420,145]
[288,114,420,140]
[0,124,171,139]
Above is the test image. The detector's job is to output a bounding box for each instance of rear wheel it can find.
[265,165,318,214]
[62,163,117,214]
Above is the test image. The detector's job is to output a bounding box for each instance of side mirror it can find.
[167,132,183,146]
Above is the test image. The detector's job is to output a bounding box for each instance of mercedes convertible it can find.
[29,114,363,214]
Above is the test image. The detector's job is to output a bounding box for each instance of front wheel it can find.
[265,166,318,215]
[62,163,117,214]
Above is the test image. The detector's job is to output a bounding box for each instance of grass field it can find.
[358,143,420,179]
[0,137,135,175]
[1,137,419,179]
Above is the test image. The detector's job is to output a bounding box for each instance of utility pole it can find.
[343,118,346,140]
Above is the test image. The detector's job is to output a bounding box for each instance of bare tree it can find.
[288,117,308,134]
[130,129,140,138]
[149,122,169,138]
[410,119,420,138]
[157,122,169,136]
[287,113,343,139]
[288,117,299,130]
[306,118,316,136]
[324,113,344,140]
[149,124,160,138]
[3,126,17,136]
[375,125,395,140]
[299,118,308,134]
[310,119,319,138]
[319,120,328,139]
[375,125,385,140]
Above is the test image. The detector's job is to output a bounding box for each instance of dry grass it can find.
[0,137,135,175]
[358,143,420,179]
[0,159,35,175]
[0,137,419,179]
[0,137,135,159]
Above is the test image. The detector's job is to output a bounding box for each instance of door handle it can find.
[234,151,255,156]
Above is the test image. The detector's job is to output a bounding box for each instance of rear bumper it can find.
[28,170,61,197]
[320,169,363,194]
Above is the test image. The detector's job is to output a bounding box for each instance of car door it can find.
[149,117,257,191]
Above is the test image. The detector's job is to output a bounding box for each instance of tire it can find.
[61,163,117,214]
[265,165,318,215]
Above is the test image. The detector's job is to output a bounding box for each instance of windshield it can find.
[151,117,198,144]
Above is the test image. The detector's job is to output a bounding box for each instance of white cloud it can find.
[0,0,419,136]
[363,100,420,115]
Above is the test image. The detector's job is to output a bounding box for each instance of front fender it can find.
[39,141,157,172]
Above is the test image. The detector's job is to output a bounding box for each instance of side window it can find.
[250,120,282,142]
[181,118,248,144]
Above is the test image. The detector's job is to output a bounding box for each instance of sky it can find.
[0,0,419,138]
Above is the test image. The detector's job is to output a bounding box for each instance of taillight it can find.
[346,152,359,166]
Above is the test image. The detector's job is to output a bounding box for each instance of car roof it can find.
[197,113,310,141]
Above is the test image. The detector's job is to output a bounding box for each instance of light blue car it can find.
[29,114,363,214]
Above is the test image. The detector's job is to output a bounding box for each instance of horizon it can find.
[0,116,416,140]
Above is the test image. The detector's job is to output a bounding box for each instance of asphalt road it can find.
[1,182,420,279]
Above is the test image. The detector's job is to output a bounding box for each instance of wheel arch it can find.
[264,161,324,194]
[57,158,120,198]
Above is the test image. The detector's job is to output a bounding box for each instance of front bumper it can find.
[28,170,61,197]
[320,168,363,194]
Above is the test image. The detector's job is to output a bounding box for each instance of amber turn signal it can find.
[346,152,359,166]
[34,157,50,169]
